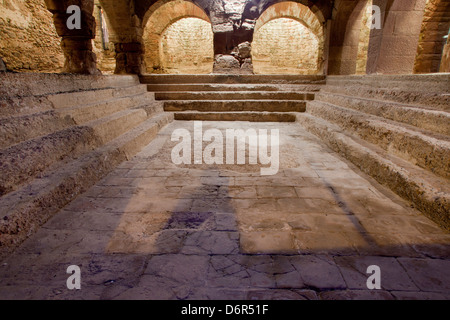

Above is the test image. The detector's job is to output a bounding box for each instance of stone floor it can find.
[0,121,449,300]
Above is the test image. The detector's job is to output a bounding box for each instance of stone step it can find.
[140,74,326,85]
[0,88,154,149]
[0,74,142,119]
[0,112,173,260]
[0,126,101,196]
[110,112,174,159]
[296,113,450,231]
[164,100,307,113]
[58,92,154,124]
[323,74,450,112]
[315,92,450,135]
[321,85,450,112]
[0,73,140,99]
[47,84,149,110]
[87,108,149,144]
[155,91,315,101]
[326,74,450,94]
[174,111,297,122]
[307,100,450,179]
[147,84,323,92]
[0,106,154,197]
[0,111,75,149]
[134,101,165,118]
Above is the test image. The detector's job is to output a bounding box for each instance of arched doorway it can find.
[142,0,214,74]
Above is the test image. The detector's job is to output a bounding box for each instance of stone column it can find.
[367,0,427,74]
[327,0,368,75]
[45,0,99,74]
[114,42,144,75]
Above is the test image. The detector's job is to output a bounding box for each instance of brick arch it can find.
[141,0,210,30]
[253,1,324,39]
[252,1,325,74]
[243,0,329,24]
[142,0,213,73]
[414,0,450,73]
[143,0,210,35]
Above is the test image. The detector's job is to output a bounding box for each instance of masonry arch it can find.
[252,1,325,74]
[142,0,214,74]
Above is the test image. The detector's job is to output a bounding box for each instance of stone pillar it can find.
[45,0,99,74]
[367,0,427,74]
[327,0,368,75]
[114,42,144,75]
[44,0,99,74]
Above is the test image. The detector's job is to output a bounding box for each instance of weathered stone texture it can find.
[253,18,320,74]
[143,0,213,74]
[0,0,64,72]
[92,3,115,74]
[440,42,450,72]
[160,18,214,74]
[414,0,450,73]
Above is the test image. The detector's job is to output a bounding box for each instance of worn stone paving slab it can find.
[0,121,449,300]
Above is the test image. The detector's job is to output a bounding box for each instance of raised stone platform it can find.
[143,74,322,122]
[298,73,450,231]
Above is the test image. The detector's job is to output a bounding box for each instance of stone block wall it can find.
[414,0,450,73]
[252,18,320,74]
[0,0,64,72]
[367,0,428,74]
[160,17,214,74]
[142,0,213,74]
[92,3,115,74]
[440,40,450,71]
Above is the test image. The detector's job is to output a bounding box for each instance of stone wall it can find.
[92,3,115,74]
[253,18,320,74]
[414,0,450,73]
[160,17,214,74]
[367,0,427,74]
[440,40,450,72]
[143,0,212,74]
[0,0,64,72]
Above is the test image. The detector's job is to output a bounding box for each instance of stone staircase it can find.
[0,73,173,258]
[296,74,450,230]
[140,74,325,122]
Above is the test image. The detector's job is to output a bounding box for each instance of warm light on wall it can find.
[160,17,214,74]
[252,18,320,75]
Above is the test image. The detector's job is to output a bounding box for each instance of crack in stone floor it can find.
[0,121,449,300]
